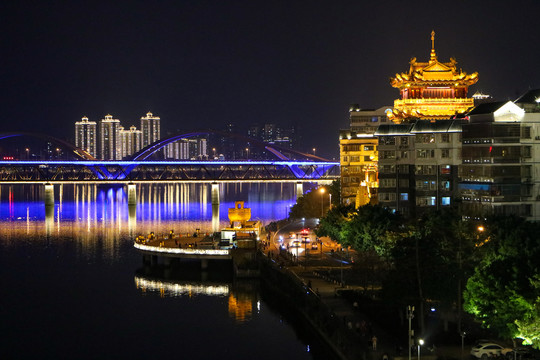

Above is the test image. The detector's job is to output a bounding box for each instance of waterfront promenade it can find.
[265,220,466,360]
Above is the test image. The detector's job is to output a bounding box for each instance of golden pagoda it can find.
[388,31,478,121]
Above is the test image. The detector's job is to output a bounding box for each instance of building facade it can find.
[339,106,390,206]
[140,112,161,148]
[119,125,142,159]
[99,114,121,160]
[75,116,97,157]
[460,92,540,221]
[376,120,463,217]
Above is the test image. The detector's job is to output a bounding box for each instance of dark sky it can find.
[1,0,539,158]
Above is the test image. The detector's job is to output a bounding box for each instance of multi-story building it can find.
[460,90,540,221]
[75,116,97,157]
[165,137,208,160]
[339,106,390,206]
[119,125,142,159]
[367,31,478,216]
[377,120,463,217]
[99,114,121,160]
[140,112,160,148]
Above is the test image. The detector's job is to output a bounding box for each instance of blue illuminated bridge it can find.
[0,160,339,184]
[0,131,339,184]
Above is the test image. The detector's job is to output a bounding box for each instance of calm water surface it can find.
[0,183,329,359]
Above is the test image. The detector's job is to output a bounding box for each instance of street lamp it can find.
[25,148,29,160]
[245,147,249,159]
[319,187,325,217]
[407,306,415,360]
[212,148,216,159]
[312,148,316,155]
[418,339,424,360]
[460,331,466,360]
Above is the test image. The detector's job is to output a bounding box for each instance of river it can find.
[0,183,336,359]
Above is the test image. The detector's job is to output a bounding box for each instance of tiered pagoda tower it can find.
[388,31,479,122]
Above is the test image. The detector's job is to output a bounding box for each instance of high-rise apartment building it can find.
[140,112,160,148]
[119,125,142,159]
[75,116,97,157]
[99,114,121,160]
[165,138,208,160]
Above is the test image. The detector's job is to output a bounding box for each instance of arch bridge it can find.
[0,160,339,183]
[0,131,339,183]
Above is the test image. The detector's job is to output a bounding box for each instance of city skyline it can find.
[2,1,540,158]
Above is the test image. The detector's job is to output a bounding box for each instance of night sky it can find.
[1,1,539,158]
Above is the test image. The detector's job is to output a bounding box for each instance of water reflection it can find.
[134,259,259,323]
[0,182,300,254]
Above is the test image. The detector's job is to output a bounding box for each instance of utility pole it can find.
[407,305,415,360]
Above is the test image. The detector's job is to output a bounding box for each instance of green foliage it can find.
[339,204,400,258]
[515,276,540,348]
[382,209,474,310]
[315,203,355,242]
[464,216,540,345]
[289,181,340,220]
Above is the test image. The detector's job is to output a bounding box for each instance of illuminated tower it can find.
[99,114,121,160]
[75,116,97,157]
[140,112,160,148]
[388,31,478,122]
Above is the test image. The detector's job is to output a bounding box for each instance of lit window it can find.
[442,197,451,206]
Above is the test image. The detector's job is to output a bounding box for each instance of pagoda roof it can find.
[390,32,478,88]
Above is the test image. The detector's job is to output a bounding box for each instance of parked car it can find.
[471,343,512,359]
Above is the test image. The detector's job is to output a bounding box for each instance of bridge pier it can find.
[44,183,54,206]
[296,182,304,198]
[211,182,220,234]
[127,183,137,206]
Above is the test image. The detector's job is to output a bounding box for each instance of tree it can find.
[339,204,401,259]
[464,216,540,347]
[315,203,355,242]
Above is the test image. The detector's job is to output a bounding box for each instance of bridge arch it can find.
[0,132,96,160]
[131,130,329,162]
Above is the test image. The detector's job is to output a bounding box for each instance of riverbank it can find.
[260,249,475,360]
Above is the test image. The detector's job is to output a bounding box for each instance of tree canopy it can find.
[463,216,540,347]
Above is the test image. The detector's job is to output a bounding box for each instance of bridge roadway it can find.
[0,160,339,183]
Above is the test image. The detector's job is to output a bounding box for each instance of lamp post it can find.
[319,188,325,217]
[418,339,424,360]
[329,193,332,209]
[407,306,415,360]
[312,148,316,155]
[212,148,216,159]
[460,331,466,360]
[25,148,29,160]
[245,147,249,159]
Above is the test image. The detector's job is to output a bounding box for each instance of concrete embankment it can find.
[259,256,365,360]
